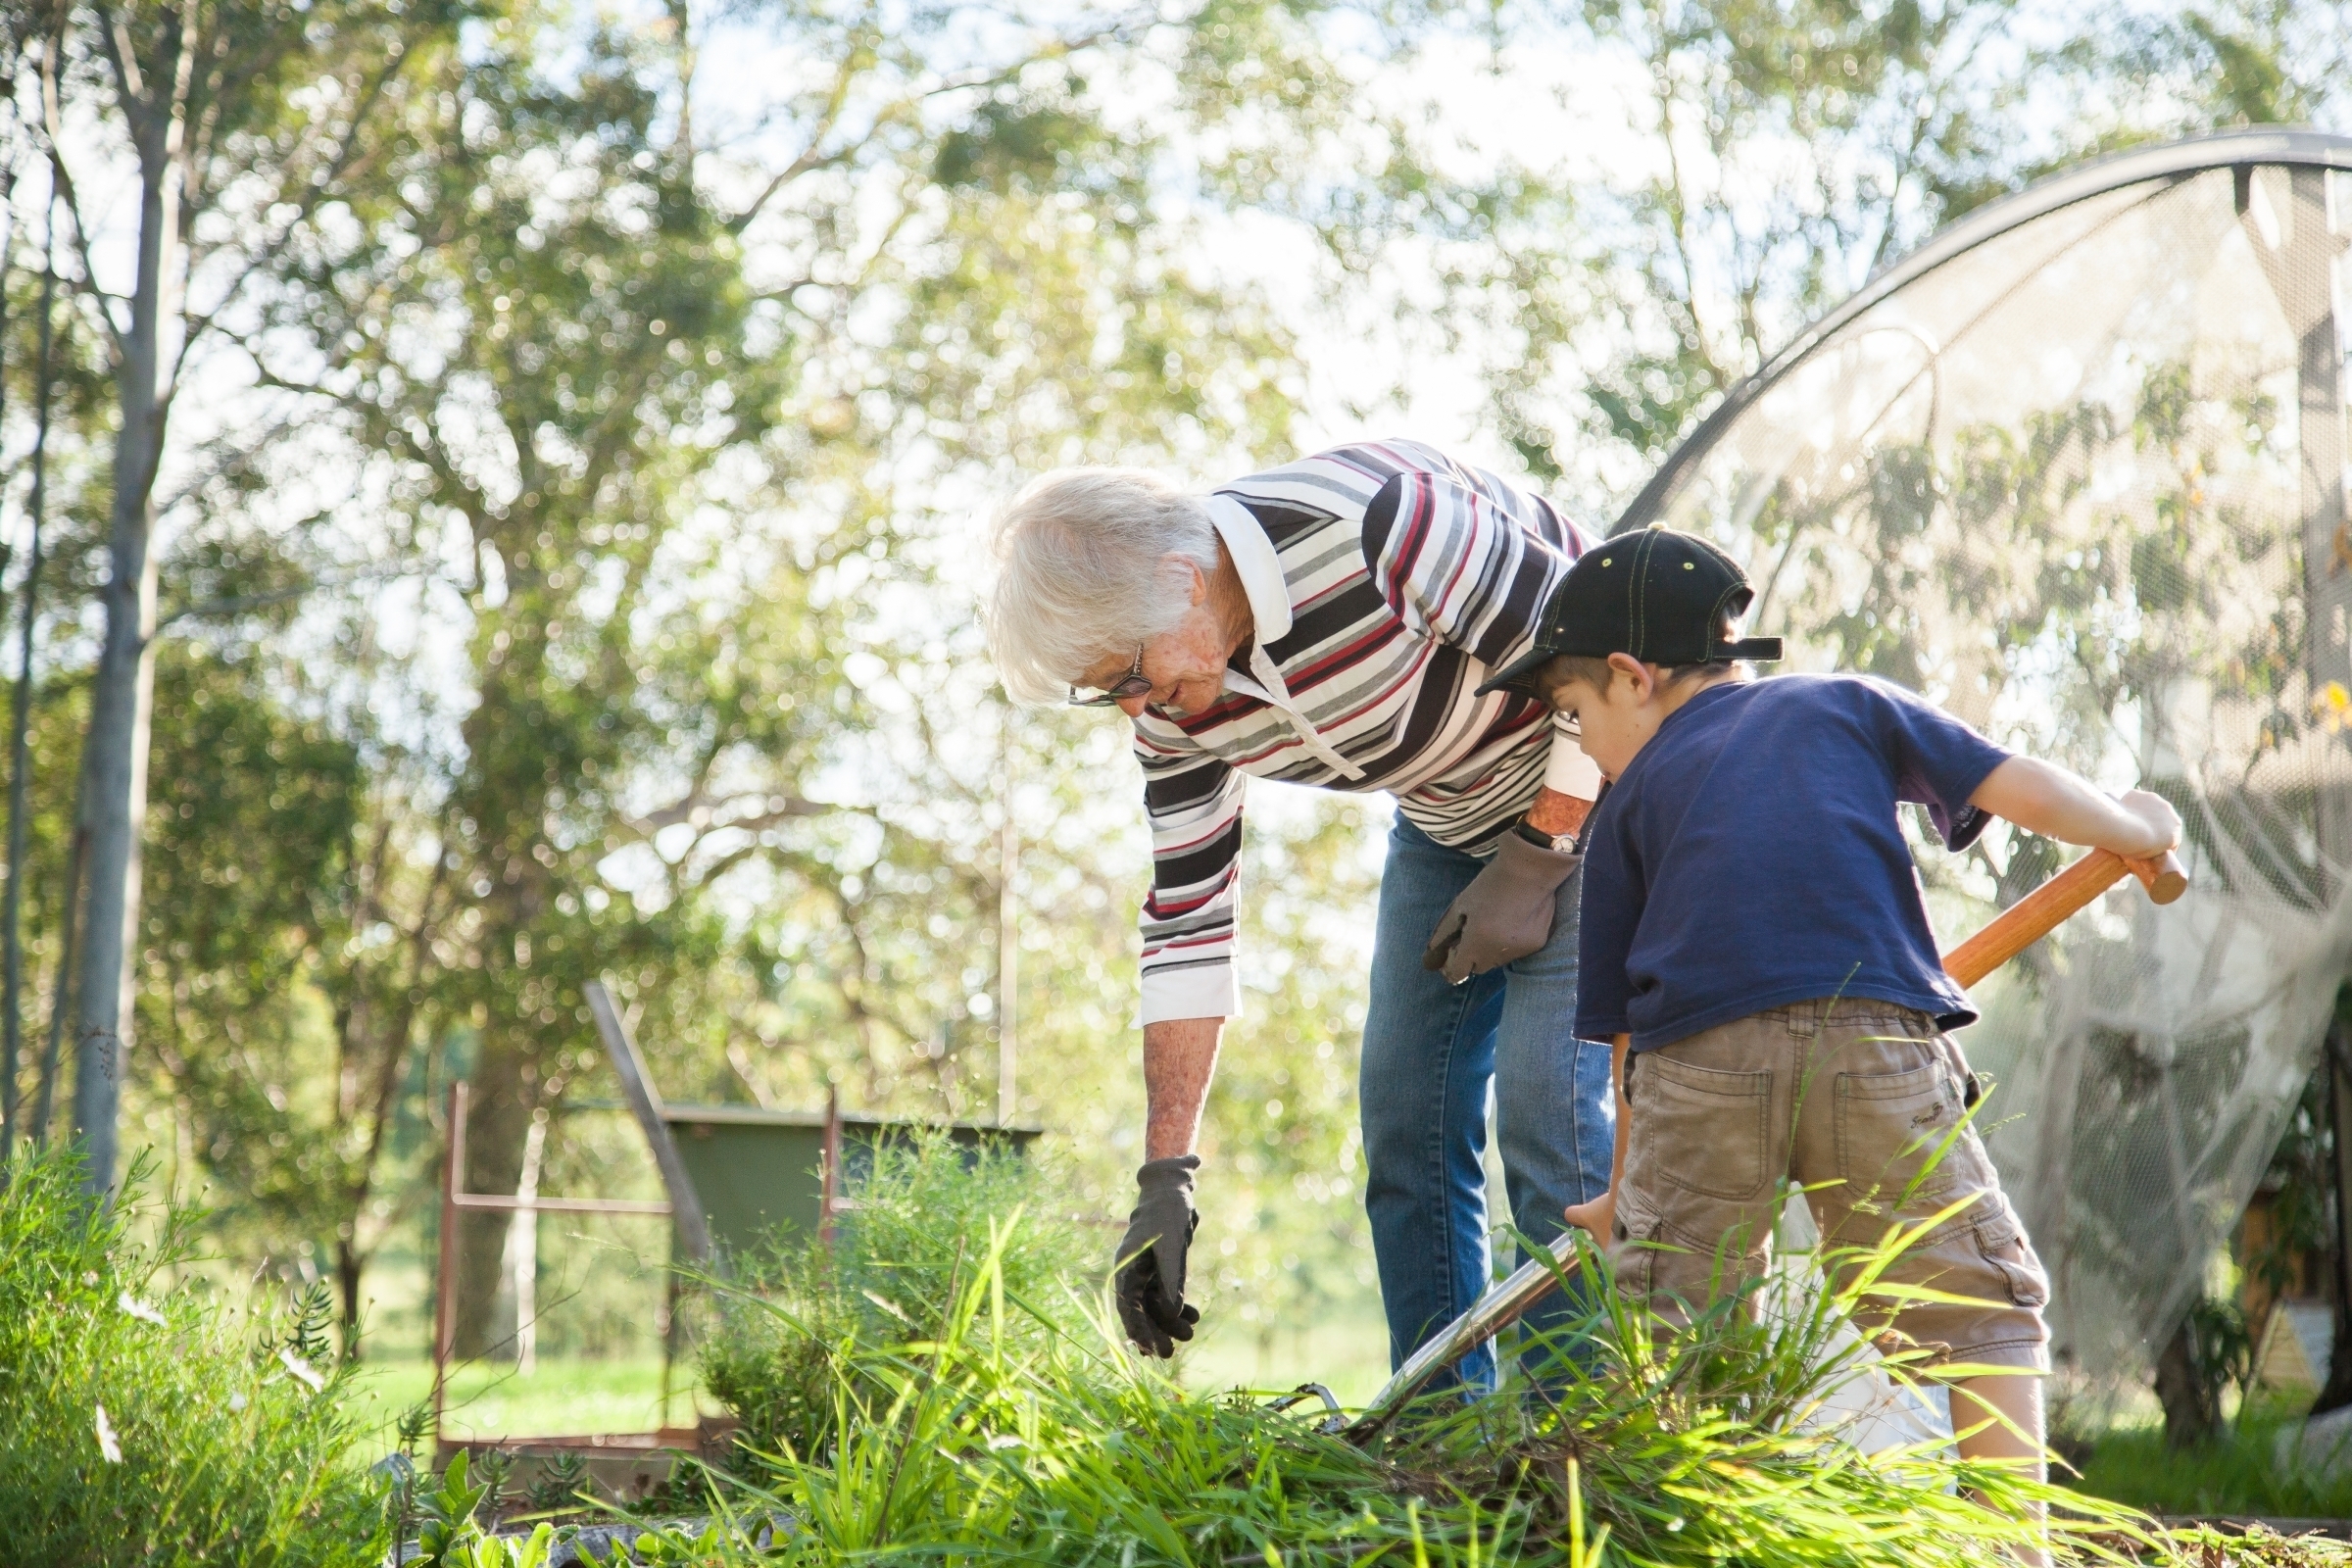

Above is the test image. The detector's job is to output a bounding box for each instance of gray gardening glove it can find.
[1113,1155,1201,1357]
[1421,829,1583,985]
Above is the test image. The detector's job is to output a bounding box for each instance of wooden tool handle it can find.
[1941,847,2187,988]
[2120,849,2189,905]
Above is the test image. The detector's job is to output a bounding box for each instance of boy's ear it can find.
[1606,651,1655,702]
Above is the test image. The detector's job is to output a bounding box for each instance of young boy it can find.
[1477,525,2180,1522]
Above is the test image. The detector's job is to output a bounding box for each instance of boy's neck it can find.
[1650,665,1749,724]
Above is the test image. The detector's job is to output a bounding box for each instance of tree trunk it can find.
[446,602,561,1356]
[70,533,159,1195]
[73,105,179,1196]
[329,956,438,1347]
[446,862,554,1357]
[0,192,53,1162]
[451,1047,534,1359]
[445,850,552,1359]
[2154,1318,2220,1449]
[337,1236,365,1359]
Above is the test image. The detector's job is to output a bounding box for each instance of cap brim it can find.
[1716,637,1784,662]
[1476,647,1558,699]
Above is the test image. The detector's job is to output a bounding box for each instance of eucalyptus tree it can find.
[232,0,1342,1350]
[36,0,461,1194]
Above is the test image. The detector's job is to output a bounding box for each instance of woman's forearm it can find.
[1142,1016,1225,1160]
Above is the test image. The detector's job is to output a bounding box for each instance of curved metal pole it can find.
[1613,126,2352,537]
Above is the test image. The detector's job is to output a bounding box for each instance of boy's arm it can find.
[1968,756,2180,858]
[1563,1033,1633,1243]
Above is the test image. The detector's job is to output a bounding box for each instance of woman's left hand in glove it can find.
[1420,828,1582,985]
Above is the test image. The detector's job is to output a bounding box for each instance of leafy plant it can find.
[0,1144,387,1564]
[696,1129,1095,1461]
[400,1449,566,1568]
[525,1449,593,1515]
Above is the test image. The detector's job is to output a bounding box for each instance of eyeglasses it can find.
[1068,644,1152,708]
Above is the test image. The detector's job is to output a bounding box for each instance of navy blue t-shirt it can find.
[1574,674,2012,1052]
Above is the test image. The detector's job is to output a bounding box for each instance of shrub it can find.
[0,1145,387,1564]
[697,1130,1095,1460]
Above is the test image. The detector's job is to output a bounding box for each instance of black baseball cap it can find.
[1476,525,1784,698]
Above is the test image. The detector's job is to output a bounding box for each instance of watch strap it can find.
[1513,820,1577,854]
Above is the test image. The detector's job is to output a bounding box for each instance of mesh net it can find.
[1636,154,2352,1389]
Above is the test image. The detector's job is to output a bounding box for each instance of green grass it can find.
[672,1135,2166,1566]
[2075,1404,2352,1521]
[351,1354,700,1453]
[12,1132,2347,1564]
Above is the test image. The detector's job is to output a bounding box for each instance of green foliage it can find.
[170,0,1318,1360]
[1361,0,2352,498]
[135,642,371,1273]
[698,1130,1096,1460]
[395,1449,567,1568]
[1469,0,2056,480]
[681,1148,2147,1566]
[0,1145,386,1564]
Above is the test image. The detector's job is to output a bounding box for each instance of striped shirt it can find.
[1136,440,1599,1023]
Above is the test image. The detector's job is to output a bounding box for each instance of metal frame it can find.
[432,1082,677,1440]
[428,1074,855,1444]
[1612,126,2352,537]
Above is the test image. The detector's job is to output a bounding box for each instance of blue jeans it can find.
[1360,815,1615,1392]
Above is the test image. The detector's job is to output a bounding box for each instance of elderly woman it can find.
[986,439,1612,1389]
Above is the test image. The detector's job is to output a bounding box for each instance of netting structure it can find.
[1620,128,2352,1389]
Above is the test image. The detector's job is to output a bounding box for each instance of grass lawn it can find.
[347,1354,708,1457]
[2072,1402,2352,1521]
[346,1289,1398,1462]
[1174,1294,1394,1405]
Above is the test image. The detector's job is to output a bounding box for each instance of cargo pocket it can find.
[1836,1054,1966,1211]
[1609,1188,1666,1301]
[1973,1205,2049,1310]
[1641,1052,1771,1200]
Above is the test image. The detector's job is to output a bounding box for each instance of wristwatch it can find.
[1513,820,1578,854]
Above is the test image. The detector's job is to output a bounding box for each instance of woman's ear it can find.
[1167,554,1210,607]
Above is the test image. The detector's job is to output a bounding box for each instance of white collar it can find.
[1203,493,1293,646]
[1200,492,1364,779]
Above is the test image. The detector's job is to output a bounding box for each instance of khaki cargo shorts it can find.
[1607,998,2050,1374]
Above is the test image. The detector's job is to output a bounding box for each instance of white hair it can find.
[985,466,1219,706]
